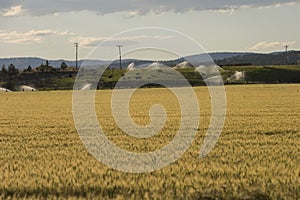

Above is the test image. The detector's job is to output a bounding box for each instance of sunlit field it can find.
[0,84,299,199]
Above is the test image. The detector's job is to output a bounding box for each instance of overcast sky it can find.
[0,0,299,60]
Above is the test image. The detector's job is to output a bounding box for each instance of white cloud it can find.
[0,5,24,17]
[70,35,176,47]
[211,1,300,13]
[1,1,299,16]
[70,36,105,47]
[249,41,296,51]
[59,31,75,36]
[0,28,174,47]
[0,29,74,44]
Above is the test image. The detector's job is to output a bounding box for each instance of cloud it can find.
[0,29,74,44]
[249,41,296,51]
[70,36,105,47]
[0,5,24,17]
[0,28,175,47]
[71,35,176,47]
[1,0,299,16]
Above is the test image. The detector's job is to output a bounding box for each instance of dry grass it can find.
[0,84,299,199]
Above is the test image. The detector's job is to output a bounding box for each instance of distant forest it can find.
[215,51,300,66]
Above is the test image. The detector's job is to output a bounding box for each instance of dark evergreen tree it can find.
[25,65,32,72]
[60,61,68,70]
[1,64,7,73]
[8,63,19,76]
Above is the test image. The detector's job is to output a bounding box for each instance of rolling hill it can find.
[1,51,299,70]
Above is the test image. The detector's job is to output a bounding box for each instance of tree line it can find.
[0,61,70,76]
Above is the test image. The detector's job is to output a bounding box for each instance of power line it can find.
[116,45,123,70]
[285,45,288,65]
[74,43,79,70]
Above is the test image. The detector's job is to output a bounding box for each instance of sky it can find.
[0,0,300,60]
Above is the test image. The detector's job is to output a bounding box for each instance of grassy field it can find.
[0,84,299,199]
[2,64,299,90]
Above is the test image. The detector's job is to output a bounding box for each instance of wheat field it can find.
[0,84,299,199]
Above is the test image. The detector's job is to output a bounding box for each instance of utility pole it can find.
[116,45,123,70]
[285,45,288,65]
[74,43,79,70]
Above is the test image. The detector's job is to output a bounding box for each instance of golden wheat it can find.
[0,84,299,199]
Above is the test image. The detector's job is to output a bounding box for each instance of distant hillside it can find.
[209,52,253,61]
[0,52,252,70]
[1,51,300,70]
[216,51,300,66]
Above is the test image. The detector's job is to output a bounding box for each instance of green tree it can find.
[27,65,32,71]
[0,64,8,81]
[60,61,68,70]
[23,65,32,72]
[37,61,55,72]
[1,65,7,74]
[8,63,19,76]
